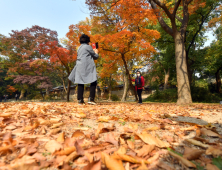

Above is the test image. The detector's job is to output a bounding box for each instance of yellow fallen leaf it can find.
[57,132,65,143]
[97,116,110,122]
[101,152,125,170]
[75,113,87,118]
[50,123,64,129]
[136,132,169,148]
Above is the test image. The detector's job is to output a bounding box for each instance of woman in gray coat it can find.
[68,34,99,105]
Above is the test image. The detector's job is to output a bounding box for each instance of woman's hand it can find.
[93,49,98,54]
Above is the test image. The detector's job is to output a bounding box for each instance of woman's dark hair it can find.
[79,34,90,44]
[136,71,142,75]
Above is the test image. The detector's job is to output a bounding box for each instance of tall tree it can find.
[1,25,58,99]
[86,0,210,104]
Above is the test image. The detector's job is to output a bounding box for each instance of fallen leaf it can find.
[55,147,76,156]
[75,112,87,118]
[101,152,125,170]
[50,122,63,129]
[57,132,65,143]
[183,146,204,160]
[206,164,220,170]
[168,150,196,168]
[136,144,155,157]
[201,128,221,138]
[10,155,38,170]
[45,140,63,153]
[97,116,110,122]
[206,146,222,157]
[72,130,85,138]
[83,160,101,170]
[185,138,209,148]
[136,132,169,148]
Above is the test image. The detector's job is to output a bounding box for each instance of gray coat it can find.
[68,44,99,84]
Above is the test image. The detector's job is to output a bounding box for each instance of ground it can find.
[0,101,222,170]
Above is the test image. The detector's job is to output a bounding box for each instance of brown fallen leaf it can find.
[137,160,148,170]
[50,122,63,129]
[105,133,118,146]
[10,155,38,170]
[183,146,204,160]
[55,147,76,156]
[136,132,169,148]
[168,150,196,168]
[75,140,85,155]
[201,128,221,138]
[185,138,209,148]
[206,164,220,170]
[83,160,101,170]
[113,153,141,164]
[32,153,46,162]
[136,144,155,157]
[101,152,125,170]
[72,130,85,138]
[127,140,135,150]
[64,151,78,163]
[50,128,61,135]
[206,146,222,157]
[18,147,27,158]
[116,146,127,155]
[45,140,63,153]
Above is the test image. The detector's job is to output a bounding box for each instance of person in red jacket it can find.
[131,71,145,104]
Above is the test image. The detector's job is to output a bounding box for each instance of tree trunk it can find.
[121,53,138,101]
[215,68,221,93]
[164,68,170,90]
[62,78,67,93]
[186,53,192,86]
[174,32,192,105]
[67,80,71,102]
[19,89,25,99]
[108,76,112,100]
[46,88,49,95]
[121,73,129,101]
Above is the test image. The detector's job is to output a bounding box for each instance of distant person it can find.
[0,96,2,102]
[15,94,18,101]
[4,95,7,102]
[68,34,99,105]
[131,71,145,104]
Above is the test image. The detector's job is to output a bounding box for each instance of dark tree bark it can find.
[215,68,222,93]
[67,80,71,102]
[121,53,138,101]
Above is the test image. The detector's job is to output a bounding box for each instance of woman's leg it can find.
[89,81,97,103]
[77,84,84,101]
[137,89,143,103]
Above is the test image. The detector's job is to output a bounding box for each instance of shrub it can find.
[111,94,120,101]
[144,88,177,103]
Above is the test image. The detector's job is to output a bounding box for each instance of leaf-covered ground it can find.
[0,102,222,170]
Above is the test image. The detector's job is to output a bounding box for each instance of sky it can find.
[0,0,215,46]
[0,0,90,40]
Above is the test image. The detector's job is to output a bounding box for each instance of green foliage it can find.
[212,156,222,170]
[144,80,222,103]
[144,88,177,103]
[111,94,120,101]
